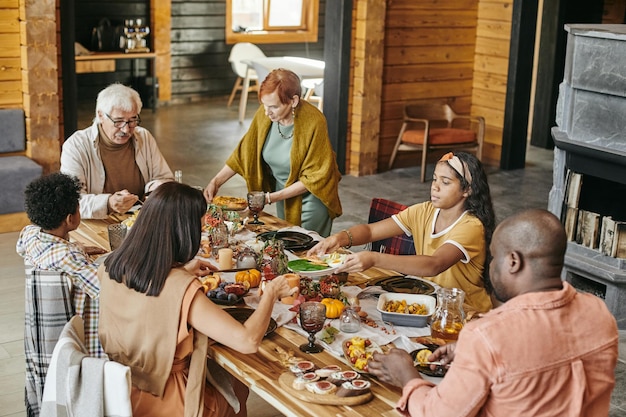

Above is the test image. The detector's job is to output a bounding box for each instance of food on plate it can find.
[314,364,342,378]
[235,269,262,288]
[305,380,337,395]
[336,379,371,397]
[288,259,330,272]
[382,299,428,315]
[327,370,359,386]
[344,337,379,372]
[289,360,315,375]
[224,283,248,296]
[122,211,139,229]
[320,298,345,319]
[292,372,319,390]
[207,281,247,304]
[200,274,221,293]
[212,195,247,210]
[414,349,433,366]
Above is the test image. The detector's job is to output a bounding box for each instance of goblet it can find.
[299,301,327,353]
[247,191,266,225]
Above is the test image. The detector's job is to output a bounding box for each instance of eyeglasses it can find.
[105,113,141,129]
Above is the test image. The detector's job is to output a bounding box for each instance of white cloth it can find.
[41,316,132,417]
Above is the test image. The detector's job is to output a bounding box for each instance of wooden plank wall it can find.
[169,0,326,103]
[375,0,480,173]
[472,0,513,164]
[0,0,21,108]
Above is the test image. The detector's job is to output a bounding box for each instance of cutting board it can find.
[277,372,373,406]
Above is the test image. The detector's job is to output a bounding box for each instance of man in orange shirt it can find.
[369,209,618,417]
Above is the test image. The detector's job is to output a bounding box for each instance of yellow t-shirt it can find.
[393,202,492,313]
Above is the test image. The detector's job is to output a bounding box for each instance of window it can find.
[226,0,319,44]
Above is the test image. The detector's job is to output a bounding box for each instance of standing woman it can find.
[309,152,496,313]
[99,182,293,416]
[204,68,342,237]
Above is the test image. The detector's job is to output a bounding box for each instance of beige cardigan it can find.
[226,100,342,226]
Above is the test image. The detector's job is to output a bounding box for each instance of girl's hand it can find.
[336,252,376,273]
[263,275,298,300]
[307,235,342,257]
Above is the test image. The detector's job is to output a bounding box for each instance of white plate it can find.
[287,254,346,278]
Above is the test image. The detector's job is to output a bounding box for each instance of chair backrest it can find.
[404,103,455,127]
[250,60,271,84]
[367,198,416,255]
[24,264,74,416]
[228,42,266,78]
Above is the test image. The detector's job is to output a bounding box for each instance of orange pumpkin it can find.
[235,269,262,288]
[321,298,345,319]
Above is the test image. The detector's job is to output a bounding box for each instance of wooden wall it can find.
[471,0,513,164]
[348,0,480,175]
[0,0,21,109]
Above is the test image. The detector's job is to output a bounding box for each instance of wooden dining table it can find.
[70,211,406,417]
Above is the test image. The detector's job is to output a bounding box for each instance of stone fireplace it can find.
[548,24,626,329]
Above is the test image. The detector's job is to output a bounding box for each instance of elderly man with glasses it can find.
[61,83,174,218]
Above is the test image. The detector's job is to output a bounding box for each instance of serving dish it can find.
[342,337,382,374]
[287,253,346,278]
[376,293,436,327]
[257,231,316,251]
[223,307,277,337]
[367,275,437,295]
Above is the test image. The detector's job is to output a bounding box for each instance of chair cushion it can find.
[402,128,476,146]
[0,108,26,152]
[368,198,416,256]
[0,156,43,214]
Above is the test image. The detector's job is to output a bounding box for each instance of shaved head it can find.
[488,209,566,302]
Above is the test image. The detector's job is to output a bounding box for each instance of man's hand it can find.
[368,348,421,387]
[108,190,139,214]
[429,342,457,368]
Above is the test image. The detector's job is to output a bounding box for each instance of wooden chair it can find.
[388,103,485,182]
[368,198,416,255]
[226,42,266,108]
[302,78,323,110]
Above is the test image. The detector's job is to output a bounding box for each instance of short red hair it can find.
[259,68,302,104]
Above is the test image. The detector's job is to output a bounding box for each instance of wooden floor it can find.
[1,97,624,416]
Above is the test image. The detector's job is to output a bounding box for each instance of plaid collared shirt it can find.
[17,225,104,357]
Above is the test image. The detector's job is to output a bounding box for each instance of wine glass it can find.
[298,301,327,353]
[247,191,266,225]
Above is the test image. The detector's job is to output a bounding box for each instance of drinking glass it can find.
[247,191,266,225]
[298,301,326,353]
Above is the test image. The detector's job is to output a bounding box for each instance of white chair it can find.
[227,42,266,108]
[302,78,323,110]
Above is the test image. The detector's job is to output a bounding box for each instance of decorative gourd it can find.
[235,269,262,288]
[321,298,345,319]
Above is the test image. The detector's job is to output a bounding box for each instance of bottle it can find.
[339,307,361,333]
[430,287,466,342]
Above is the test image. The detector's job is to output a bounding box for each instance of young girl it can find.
[309,152,495,313]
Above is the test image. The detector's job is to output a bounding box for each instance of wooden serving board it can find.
[277,372,373,406]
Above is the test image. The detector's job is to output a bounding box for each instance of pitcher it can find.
[430,287,466,342]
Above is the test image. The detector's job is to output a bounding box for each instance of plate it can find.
[367,275,437,295]
[411,347,448,378]
[342,337,382,374]
[257,231,316,251]
[223,307,277,337]
[288,259,338,278]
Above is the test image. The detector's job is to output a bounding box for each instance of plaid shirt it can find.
[18,225,105,414]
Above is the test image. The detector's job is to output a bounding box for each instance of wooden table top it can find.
[71,210,404,416]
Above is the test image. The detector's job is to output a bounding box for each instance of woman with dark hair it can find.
[99,181,293,416]
[309,152,496,313]
[204,68,342,237]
